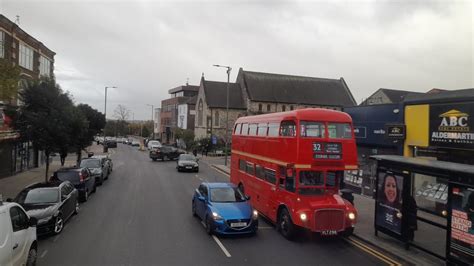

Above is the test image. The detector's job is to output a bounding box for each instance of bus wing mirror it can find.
[245,195,251,201]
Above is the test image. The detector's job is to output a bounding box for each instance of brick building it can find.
[194,68,357,143]
[160,84,199,144]
[0,14,55,178]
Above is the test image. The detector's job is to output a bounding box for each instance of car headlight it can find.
[300,213,307,221]
[252,210,258,220]
[38,216,54,225]
[212,212,223,221]
[348,212,356,220]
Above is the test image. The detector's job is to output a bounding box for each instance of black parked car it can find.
[150,145,185,161]
[14,181,79,236]
[52,167,96,202]
[80,158,107,185]
[177,154,199,172]
[105,139,117,148]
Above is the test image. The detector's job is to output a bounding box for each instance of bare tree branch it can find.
[114,104,130,121]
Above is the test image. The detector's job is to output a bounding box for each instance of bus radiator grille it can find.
[314,209,345,231]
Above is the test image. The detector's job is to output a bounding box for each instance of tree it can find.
[75,104,105,162]
[16,78,74,181]
[0,59,21,102]
[174,128,195,150]
[114,104,130,121]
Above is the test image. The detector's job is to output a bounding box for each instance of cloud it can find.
[2,0,472,119]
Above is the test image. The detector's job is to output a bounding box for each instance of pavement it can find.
[206,156,445,266]
[10,143,413,266]
[0,144,111,199]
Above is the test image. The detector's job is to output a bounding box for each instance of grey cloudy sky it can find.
[1,0,472,119]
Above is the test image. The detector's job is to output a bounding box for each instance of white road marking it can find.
[200,220,231,258]
[212,235,232,258]
[40,250,48,258]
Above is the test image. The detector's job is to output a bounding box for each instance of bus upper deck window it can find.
[328,123,352,139]
[280,121,296,137]
[300,121,325,138]
[234,123,242,135]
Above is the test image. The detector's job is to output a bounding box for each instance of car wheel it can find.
[238,183,245,194]
[152,158,157,161]
[92,183,97,193]
[278,208,295,240]
[26,246,37,266]
[205,216,213,235]
[195,168,199,173]
[98,175,103,186]
[82,189,89,202]
[74,200,80,215]
[53,215,64,235]
[192,201,197,217]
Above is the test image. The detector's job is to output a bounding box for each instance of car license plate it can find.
[321,230,338,236]
[186,166,192,169]
[230,222,247,227]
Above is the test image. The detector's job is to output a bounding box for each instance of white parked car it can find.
[147,140,162,150]
[0,199,37,266]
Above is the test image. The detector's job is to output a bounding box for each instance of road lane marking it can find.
[212,235,232,258]
[200,221,231,257]
[40,250,48,258]
[345,237,401,266]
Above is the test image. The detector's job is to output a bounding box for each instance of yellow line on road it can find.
[345,237,402,266]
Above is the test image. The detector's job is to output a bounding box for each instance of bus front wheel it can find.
[278,208,296,240]
[238,183,245,194]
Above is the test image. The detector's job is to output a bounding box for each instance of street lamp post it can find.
[147,104,154,139]
[213,64,231,166]
[104,86,116,152]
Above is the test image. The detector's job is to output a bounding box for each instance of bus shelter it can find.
[371,155,474,265]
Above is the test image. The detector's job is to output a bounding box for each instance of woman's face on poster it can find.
[384,175,397,204]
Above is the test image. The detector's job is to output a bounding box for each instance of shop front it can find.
[344,104,404,197]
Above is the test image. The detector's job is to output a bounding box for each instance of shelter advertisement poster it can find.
[376,171,403,235]
[450,186,474,265]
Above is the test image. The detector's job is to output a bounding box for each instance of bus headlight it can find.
[348,212,356,220]
[252,210,258,220]
[300,213,307,221]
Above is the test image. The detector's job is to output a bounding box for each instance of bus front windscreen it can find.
[298,171,325,195]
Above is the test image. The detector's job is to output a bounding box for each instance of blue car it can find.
[192,182,258,235]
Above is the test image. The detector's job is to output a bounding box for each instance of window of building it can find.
[282,105,286,112]
[258,104,262,112]
[234,123,241,135]
[280,121,296,137]
[257,123,267,136]
[290,105,294,111]
[241,123,249,135]
[248,124,258,136]
[268,123,279,137]
[0,31,4,59]
[19,43,33,70]
[39,56,51,77]
[198,99,203,126]
[214,111,219,127]
[267,104,271,112]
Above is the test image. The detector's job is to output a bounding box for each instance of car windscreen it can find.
[149,141,161,146]
[56,171,80,182]
[80,159,101,168]
[210,187,246,202]
[17,188,59,204]
[180,154,195,161]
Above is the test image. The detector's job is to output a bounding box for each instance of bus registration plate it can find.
[321,230,338,236]
[231,222,247,227]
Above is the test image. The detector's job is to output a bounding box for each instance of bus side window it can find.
[246,162,255,176]
[255,165,265,180]
[234,123,242,135]
[279,166,285,189]
[280,121,296,137]
[239,159,246,171]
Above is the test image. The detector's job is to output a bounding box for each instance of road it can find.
[36,144,404,266]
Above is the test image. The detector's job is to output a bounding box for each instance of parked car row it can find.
[0,154,114,266]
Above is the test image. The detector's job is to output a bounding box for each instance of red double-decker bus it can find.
[230,108,358,239]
